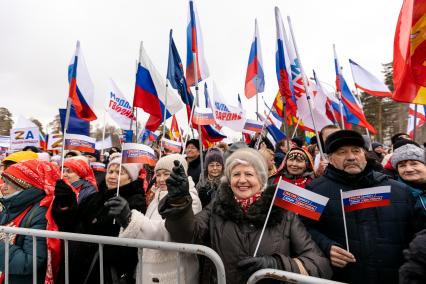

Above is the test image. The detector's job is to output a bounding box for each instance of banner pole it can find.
[193,52,204,182]
[160,83,168,159]
[413,104,418,142]
[100,108,107,158]
[287,16,324,159]
[340,189,350,252]
[253,176,282,257]
[60,97,72,179]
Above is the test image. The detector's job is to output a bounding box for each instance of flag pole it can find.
[254,105,273,149]
[130,44,143,141]
[160,83,168,158]
[333,44,346,130]
[112,145,124,225]
[253,176,282,257]
[291,119,300,139]
[100,108,107,158]
[340,189,350,252]
[348,64,372,150]
[60,97,73,178]
[287,17,324,158]
[413,104,418,142]
[193,52,205,181]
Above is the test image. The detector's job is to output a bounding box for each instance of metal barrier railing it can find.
[247,269,346,284]
[0,226,226,284]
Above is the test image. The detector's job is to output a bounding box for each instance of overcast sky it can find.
[0,0,402,136]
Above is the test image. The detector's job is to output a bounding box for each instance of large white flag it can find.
[209,83,246,131]
[107,79,136,130]
[349,59,392,97]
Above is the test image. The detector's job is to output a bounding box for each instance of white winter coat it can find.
[119,177,202,284]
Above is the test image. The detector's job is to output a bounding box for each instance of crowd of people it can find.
[0,126,425,284]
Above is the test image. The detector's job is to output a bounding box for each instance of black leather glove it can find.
[237,256,281,281]
[54,179,76,208]
[166,160,190,199]
[105,196,131,228]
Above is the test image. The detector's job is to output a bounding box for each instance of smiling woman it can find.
[159,147,332,283]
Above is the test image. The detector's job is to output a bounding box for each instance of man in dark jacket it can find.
[303,130,419,284]
[185,139,202,185]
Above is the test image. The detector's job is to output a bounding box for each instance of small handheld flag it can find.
[193,106,215,125]
[161,138,183,153]
[122,143,157,166]
[341,186,391,212]
[64,134,96,153]
[274,180,329,220]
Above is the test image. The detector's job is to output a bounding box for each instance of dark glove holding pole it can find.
[166,160,190,199]
[237,256,281,281]
[54,179,76,209]
[105,196,131,228]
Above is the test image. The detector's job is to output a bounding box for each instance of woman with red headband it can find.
[0,159,61,284]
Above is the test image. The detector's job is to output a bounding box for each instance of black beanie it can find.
[186,139,200,151]
[325,130,365,154]
[393,138,420,150]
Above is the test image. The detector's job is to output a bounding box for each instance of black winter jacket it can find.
[53,179,147,284]
[160,182,332,283]
[303,164,419,284]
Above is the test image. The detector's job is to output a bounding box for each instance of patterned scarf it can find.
[234,192,263,214]
[2,160,62,284]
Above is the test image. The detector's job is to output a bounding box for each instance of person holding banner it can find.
[303,130,419,284]
[106,154,202,284]
[52,157,147,284]
[159,148,332,283]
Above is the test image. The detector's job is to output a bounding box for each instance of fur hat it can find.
[224,148,268,189]
[154,154,188,174]
[107,157,141,181]
[391,144,425,169]
[325,130,365,154]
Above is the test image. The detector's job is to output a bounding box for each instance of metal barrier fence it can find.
[247,269,346,284]
[0,226,226,284]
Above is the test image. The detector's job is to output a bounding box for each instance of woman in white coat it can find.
[106,154,202,284]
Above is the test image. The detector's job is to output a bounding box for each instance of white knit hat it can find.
[108,157,141,181]
[154,154,188,174]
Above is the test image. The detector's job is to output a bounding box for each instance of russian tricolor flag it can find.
[186,0,209,86]
[334,47,376,133]
[133,44,183,131]
[64,133,96,153]
[274,180,329,221]
[274,7,297,116]
[161,138,183,153]
[244,19,265,99]
[193,106,215,125]
[243,119,263,134]
[341,186,391,212]
[122,143,157,166]
[68,41,97,121]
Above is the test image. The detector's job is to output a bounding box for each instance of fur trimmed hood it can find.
[212,181,284,228]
